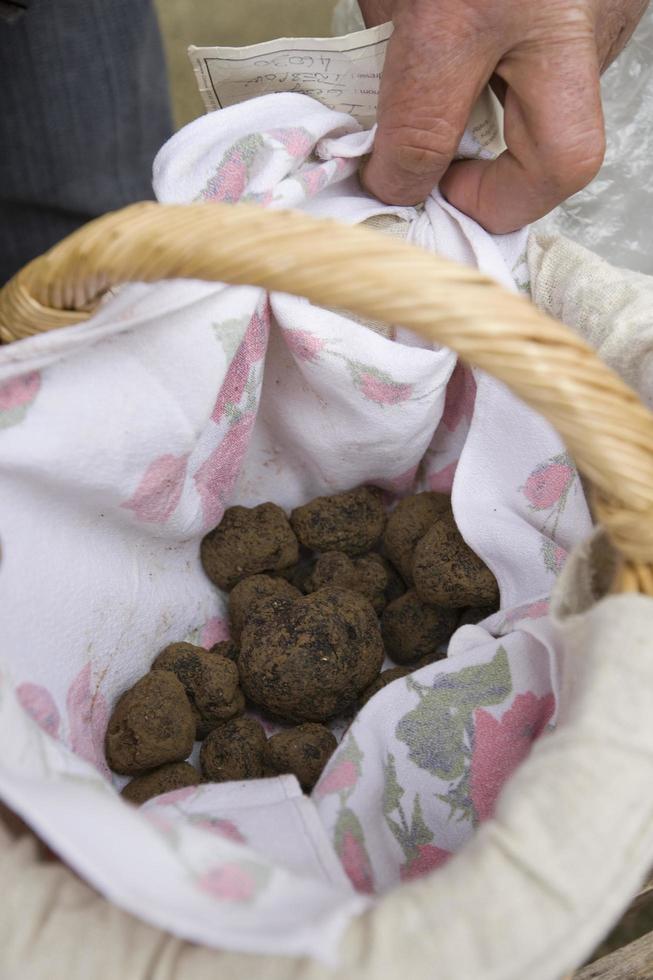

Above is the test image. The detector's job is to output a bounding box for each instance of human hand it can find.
[359,0,649,232]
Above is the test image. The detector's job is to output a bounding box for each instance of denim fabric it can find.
[0,0,173,283]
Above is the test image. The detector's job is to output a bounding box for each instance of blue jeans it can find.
[0,0,173,284]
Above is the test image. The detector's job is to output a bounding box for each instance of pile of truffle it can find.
[106,487,498,804]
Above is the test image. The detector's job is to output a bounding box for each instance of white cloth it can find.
[0,93,592,960]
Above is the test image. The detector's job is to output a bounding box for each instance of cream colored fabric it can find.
[4,531,653,980]
[528,233,653,408]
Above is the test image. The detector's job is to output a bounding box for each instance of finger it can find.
[362,5,497,206]
[439,41,605,233]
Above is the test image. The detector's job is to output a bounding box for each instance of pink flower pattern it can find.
[340,831,374,894]
[331,353,415,408]
[267,126,314,159]
[520,452,578,574]
[294,157,355,198]
[66,663,111,778]
[0,371,41,410]
[399,843,451,882]
[541,540,568,573]
[320,734,375,890]
[198,862,263,902]
[470,692,555,822]
[0,371,41,429]
[199,128,314,206]
[200,617,230,647]
[359,372,413,405]
[194,412,256,530]
[314,759,358,797]
[517,598,550,619]
[523,461,576,510]
[501,598,550,630]
[211,305,269,423]
[16,683,60,737]
[282,328,325,363]
[198,134,265,203]
[295,163,333,198]
[121,453,189,524]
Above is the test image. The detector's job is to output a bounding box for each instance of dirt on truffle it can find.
[105,671,195,776]
[239,587,384,722]
[121,762,200,805]
[107,483,500,793]
[201,503,299,591]
[151,643,243,740]
[382,492,451,585]
[290,487,386,557]
[382,556,407,604]
[358,665,413,708]
[229,574,301,642]
[413,510,500,608]
[274,554,316,593]
[200,717,267,782]
[381,590,459,664]
[305,551,391,613]
[264,723,337,791]
[209,640,240,664]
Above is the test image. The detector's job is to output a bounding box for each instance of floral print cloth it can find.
[0,93,591,959]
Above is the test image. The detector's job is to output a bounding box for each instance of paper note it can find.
[188,23,393,128]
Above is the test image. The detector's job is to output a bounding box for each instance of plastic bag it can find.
[539,7,653,274]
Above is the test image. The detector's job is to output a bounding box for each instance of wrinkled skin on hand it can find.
[359,0,648,232]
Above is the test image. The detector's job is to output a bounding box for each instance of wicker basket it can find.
[1,201,653,979]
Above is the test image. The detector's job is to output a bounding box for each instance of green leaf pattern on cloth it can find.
[197,133,267,203]
[382,753,452,879]
[212,316,252,362]
[396,647,512,824]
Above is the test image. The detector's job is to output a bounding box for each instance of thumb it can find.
[362,5,496,205]
[439,41,605,233]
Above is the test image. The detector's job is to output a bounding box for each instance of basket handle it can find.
[1,200,652,594]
